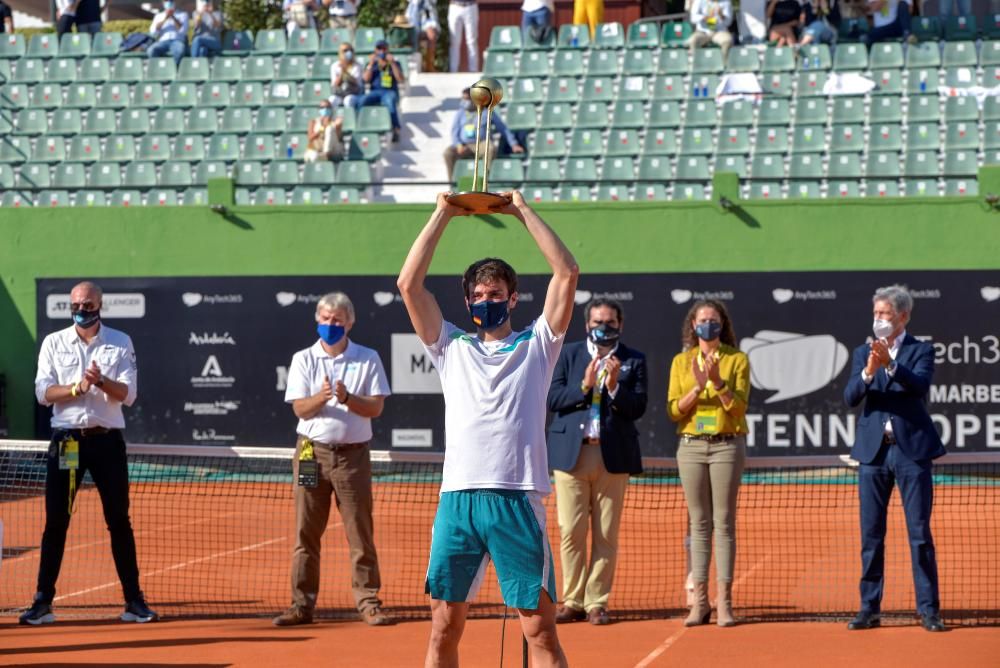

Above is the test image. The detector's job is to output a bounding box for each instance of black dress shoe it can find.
[847,611,880,630]
[920,612,945,632]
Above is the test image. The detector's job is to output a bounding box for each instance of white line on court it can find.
[633,626,688,668]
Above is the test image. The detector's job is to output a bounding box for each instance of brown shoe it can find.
[555,604,587,623]
[588,607,610,626]
[272,607,313,626]
[362,607,394,626]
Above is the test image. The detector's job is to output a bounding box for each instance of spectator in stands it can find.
[800,0,837,45]
[74,0,102,34]
[305,100,345,162]
[55,0,77,38]
[686,0,734,58]
[736,0,768,44]
[0,0,12,33]
[284,0,319,36]
[547,298,647,627]
[147,0,189,65]
[360,39,405,144]
[667,299,750,628]
[191,0,224,58]
[522,0,555,46]
[323,0,358,33]
[863,0,913,47]
[767,0,805,46]
[330,42,363,109]
[448,0,479,72]
[939,0,971,19]
[573,0,603,39]
[443,87,524,181]
[405,0,441,72]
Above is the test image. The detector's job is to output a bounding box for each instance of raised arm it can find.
[497,191,579,336]
[397,193,466,344]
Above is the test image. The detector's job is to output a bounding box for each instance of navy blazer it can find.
[546,340,647,475]
[843,334,945,464]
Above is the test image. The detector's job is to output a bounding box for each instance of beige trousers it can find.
[686,30,733,59]
[554,443,629,612]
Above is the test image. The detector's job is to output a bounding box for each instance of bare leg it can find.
[425,599,469,668]
[517,590,568,668]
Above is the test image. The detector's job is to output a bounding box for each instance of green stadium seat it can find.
[289,106,314,132]
[177,57,210,83]
[622,49,654,75]
[218,108,252,136]
[758,98,790,126]
[872,68,903,95]
[904,178,938,196]
[903,149,938,178]
[353,27,385,54]
[210,56,243,82]
[691,48,724,74]
[287,185,321,205]
[0,108,9,134]
[234,82,265,107]
[17,162,51,187]
[489,25,522,51]
[539,102,572,129]
[132,83,163,108]
[79,57,110,83]
[906,68,939,94]
[222,30,254,55]
[944,149,977,176]
[760,72,793,97]
[944,95,978,122]
[869,43,903,70]
[265,80,300,106]
[0,162,12,188]
[985,121,1000,149]
[905,44,941,72]
[660,21,692,48]
[635,183,668,201]
[827,153,861,179]
[870,95,903,123]
[37,190,71,207]
[801,44,832,69]
[207,134,240,162]
[75,189,108,206]
[244,55,276,81]
[679,126,715,155]
[595,184,629,201]
[164,82,197,108]
[558,24,591,49]
[717,126,750,154]
[27,33,59,59]
[91,32,123,57]
[831,97,865,125]
[787,181,821,198]
[156,160,192,188]
[288,28,320,54]
[0,60,9,83]
[593,22,625,49]
[108,190,143,207]
[520,185,554,203]
[47,58,78,83]
[943,66,977,89]
[32,136,66,163]
[944,178,977,196]
[68,135,102,162]
[511,77,545,104]
[565,157,598,182]
[256,107,287,133]
[326,186,358,203]
[337,160,372,186]
[637,154,672,181]
[0,34,27,59]
[157,107,194,135]
[942,41,976,68]
[746,181,781,199]
[672,183,706,200]
[63,82,95,109]
[110,57,144,83]
[13,58,44,83]
[575,101,609,129]
[555,185,591,202]
[675,155,709,180]
[357,105,391,134]
[1,190,34,207]
[605,128,640,156]
[726,46,759,73]
[146,57,177,83]
[192,160,226,184]
[117,108,149,135]
[80,108,113,135]
[828,180,860,198]
[13,109,47,135]
[609,100,645,129]
[657,48,688,74]
[489,157,524,188]
[582,76,615,102]
[866,151,901,178]
[905,122,940,151]
[944,15,976,41]
[912,16,942,41]
[483,51,516,79]
[504,102,537,131]
[517,51,552,78]
[982,40,1000,66]
[302,160,336,184]
[553,50,584,76]
[31,83,64,109]
[178,187,207,205]
[867,123,901,153]
[173,134,206,162]
[715,154,747,178]
[761,46,795,72]
[647,100,682,128]
[50,108,82,135]
[319,28,352,54]
[683,100,716,127]
[945,121,979,151]
[49,162,84,190]
[986,14,1000,39]
[242,133,275,160]
[103,135,136,162]
[235,160,265,185]
[626,21,659,48]
[568,128,603,158]
[829,124,864,153]
[309,55,336,81]
[652,74,685,100]
[720,99,754,126]
[255,29,287,54]
[278,54,311,81]
[267,160,300,185]
[750,154,785,179]
[122,161,157,189]
[863,179,900,197]
[838,18,870,43]
[526,158,561,182]
[794,71,827,97]
[185,107,218,134]
[144,189,177,206]
[983,65,1000,85]
[136,134,171,162]
[232,187,252,204]
[301,81,329,105]
[586,50,619,76]
[531,129,567,159]
[641,128,677,155]
[618,75,649,101]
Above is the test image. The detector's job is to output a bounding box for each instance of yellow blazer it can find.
[667,344,750,435]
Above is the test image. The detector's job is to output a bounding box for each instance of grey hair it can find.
[72,281,103,303]
[316,291,355,323]
[872,284,913,315]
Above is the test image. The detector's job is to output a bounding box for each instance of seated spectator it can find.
[767,0,804,45]
[404,0,440,71]
[148,0,189,65]
[305,100,345,162]
[800,0,836,45]
[323,0,358,32]
[521,0,555,46]
[359,40,405,144]
[74,0,102,34]
[330,42,364,109]
[686,0,734,58]
[863,0,912,47]
[443,87,524,182]
[284,0,318,36]
[737,0,768,44]
[191,0,224,58]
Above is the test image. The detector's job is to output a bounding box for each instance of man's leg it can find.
[686,31,712,53]
[35,436,77,603]
[447,3,463,72]
[169,39,187,65]
[585,465,629,613]
[147,41,169,59]
[426,599,469,668]
[377,89,401,130]
[892,448,940,616]
[554,461,592,614]
[518,590,568,667]
[463,4,479,72]
[857,446,894,614]
[289,439,334,613]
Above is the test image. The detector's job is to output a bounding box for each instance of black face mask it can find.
[588,324,620,348]
[72,308,101,328]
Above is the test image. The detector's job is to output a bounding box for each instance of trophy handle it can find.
[472,106,483,192]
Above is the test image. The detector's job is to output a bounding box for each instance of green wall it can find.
[3,197,999,437]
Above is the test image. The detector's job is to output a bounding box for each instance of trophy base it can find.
[447,191,510,215]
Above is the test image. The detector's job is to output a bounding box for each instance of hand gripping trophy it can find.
[446,78,512,214]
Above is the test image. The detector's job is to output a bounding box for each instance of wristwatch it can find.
[95,375,105,388]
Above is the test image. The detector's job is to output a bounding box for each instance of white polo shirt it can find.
[425,315,564,494]
[35,323,138,430]
[284,339,391,444]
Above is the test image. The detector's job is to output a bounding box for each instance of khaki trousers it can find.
[554,443,629,611]
[686,30,733,59]
[290,436,382,613]
[676,435,745,583]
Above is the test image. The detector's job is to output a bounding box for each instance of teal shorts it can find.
[425,489,556,610]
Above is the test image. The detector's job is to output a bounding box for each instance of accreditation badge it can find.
[297,438,318,488]
[694,407,719,435]
[59,437,80,470]
[380,72,393,89]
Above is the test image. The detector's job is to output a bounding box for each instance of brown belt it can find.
[582,437,601,445]
[300,436,367,451]
[681,433,740,444]
[881,432,897,445]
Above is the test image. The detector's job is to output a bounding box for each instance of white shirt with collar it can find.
[584,338,620,439]
[861,329,904,434]
[284,338,391,445]
[150,9,190,42]
[35,323,138,430]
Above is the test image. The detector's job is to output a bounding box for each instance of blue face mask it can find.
[317,323,345,346]
[694,321,722,341]
[72,309,100,329]
[469,299,510,331]
[319,107,332,117]
[588,324,620,348]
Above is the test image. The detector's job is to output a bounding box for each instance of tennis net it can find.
[1,440,997,624]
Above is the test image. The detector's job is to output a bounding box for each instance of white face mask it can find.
[872,318,894,340]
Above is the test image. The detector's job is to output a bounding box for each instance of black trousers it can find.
[37,429,142,604]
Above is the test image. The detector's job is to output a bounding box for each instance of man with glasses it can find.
[20,281,157,626]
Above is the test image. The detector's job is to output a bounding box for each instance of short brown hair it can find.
[680,299,737,350]
[462,258,518,301]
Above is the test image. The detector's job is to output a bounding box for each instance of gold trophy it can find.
[446,78,512,214]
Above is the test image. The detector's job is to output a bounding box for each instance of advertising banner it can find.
[36,272,1000,455]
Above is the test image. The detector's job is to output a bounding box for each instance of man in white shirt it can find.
[863,0,913,46]
[273,292,393,627]
[397,191,578,667]
[20,281,157,626]
[686,0,734,58]
[147,0,189,65]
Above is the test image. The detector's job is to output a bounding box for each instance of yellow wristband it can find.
[70,383,78,397]
[581,381,591,394]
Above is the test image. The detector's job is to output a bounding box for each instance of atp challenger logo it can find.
[740,331,849,403]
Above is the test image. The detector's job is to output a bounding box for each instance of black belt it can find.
[582,437,601,445]
[59,426,117,438]
[882,432,897,445]
[682,433,740,444]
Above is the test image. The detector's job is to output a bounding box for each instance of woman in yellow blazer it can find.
[667,299,750,628]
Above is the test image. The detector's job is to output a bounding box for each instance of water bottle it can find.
[702,84,709,98]
[571,35,579,48]
[813,55,820,69]
[287,146,294,159]
[693,85,700,98]
[803,54,810,70]
[919,70,927,93]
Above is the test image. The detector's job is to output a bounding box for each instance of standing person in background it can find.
[573,0,603,39]
[448,0,479,72]
[147,0,189,65]
[284,0,318,36]
[20,281,158,626]
[406,0,440,72]
[547,298,647,627]
[274,292,393,628]
[843,285,946,633]
[73,0,102,34]
[323,0,358,33]
[329,42,364,109]
[767,0,805,46]
[55,0,79,38]
[0,0,12,33]
[686,0,734,58]
[190,0,224,58]
[522,0,555,45]
[666,299,750,628]
[939,0,970,19]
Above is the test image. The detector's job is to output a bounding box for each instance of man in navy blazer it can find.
[546,298,646,626]
[843,284,946,632]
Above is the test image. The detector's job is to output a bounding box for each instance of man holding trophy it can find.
[397,78,577,668]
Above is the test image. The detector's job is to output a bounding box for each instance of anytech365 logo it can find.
[740,330,849,403]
